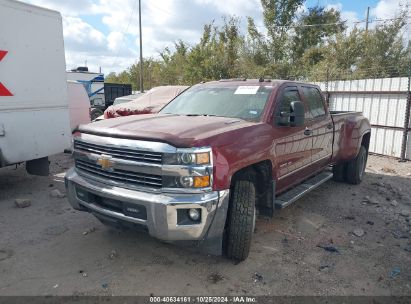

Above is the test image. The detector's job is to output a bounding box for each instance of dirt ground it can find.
[0,153,410,296]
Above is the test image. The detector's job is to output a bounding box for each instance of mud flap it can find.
[26,157,49,176]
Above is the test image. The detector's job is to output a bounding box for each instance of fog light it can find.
[188,208,200,221]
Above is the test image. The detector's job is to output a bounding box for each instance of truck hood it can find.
[78,114,261,147]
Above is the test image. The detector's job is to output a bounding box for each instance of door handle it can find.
[326,124,333,130]
[304,128,312,136]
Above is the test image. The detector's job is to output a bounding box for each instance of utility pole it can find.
[138,0,144,93]
[365,6,370,33]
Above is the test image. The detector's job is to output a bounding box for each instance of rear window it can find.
[160,85,273,121]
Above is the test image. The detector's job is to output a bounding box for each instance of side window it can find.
[278,87,301,113]
[302,87,326,119]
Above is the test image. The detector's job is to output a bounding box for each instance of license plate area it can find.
[76,186,147,220]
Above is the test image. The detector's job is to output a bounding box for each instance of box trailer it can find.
[0,0,71,175]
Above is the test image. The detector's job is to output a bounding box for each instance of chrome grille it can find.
[75,159,162,189]
[74,140,162,164]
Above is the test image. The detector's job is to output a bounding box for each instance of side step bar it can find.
[274,171,333,209]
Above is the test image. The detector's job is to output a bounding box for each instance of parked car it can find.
[103,85,189,118]
[113,94,143,106]
[67,81,91,131]
[65,79,371,261]
[0,0,71,176]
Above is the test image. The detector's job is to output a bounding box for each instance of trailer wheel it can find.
[224,179,256,262]
[90,108,104,121]
[346,146,367,185]
[332,163,346,182]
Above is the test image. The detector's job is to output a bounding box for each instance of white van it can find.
[67,81,91,131]
[0,0,71,175]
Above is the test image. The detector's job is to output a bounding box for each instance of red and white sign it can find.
[0,50,13,96]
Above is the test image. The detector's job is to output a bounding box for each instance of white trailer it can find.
[0,0,71,175]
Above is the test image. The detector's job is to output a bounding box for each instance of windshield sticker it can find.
[234,86,259,95]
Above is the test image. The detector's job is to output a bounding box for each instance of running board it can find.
[274,171,333,209]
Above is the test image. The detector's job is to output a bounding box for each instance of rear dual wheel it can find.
[332,145,367,185]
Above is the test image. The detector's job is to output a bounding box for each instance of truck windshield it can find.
[160,85,273,121]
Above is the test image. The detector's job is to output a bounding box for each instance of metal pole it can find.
[365,7,370,33]
[400,65,411,161]
[138,0,144,93]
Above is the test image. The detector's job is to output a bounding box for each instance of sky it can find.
[24,0,411,75]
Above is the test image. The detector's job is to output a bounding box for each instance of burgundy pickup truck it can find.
[65,79,371,261]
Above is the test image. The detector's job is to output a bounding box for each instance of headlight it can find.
[163,150,211,165]
[162,147,212,190]
[163,175,211,188]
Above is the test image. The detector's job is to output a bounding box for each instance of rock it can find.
[109,250,117,260]
[400,210,410,217]
[208,273,224,284]
[79,270,87,277]
[14,198,31,208]
[392,230,408,239]
[317,244,340,253]
[318,265,330,271]
[372,181,385,187]
[50,189,65,198]
[252,272,263,283]
[353,228,365,237]
[390,200,399,207]
[82,227,96,235]
[382,167,396,174]
[363,196,379,205]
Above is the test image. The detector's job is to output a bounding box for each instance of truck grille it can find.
[74,140,162,164]
[75,159,162,189]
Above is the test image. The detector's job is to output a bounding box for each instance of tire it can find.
[225,179,256,262]
[346,145,367,185]
[332,163,346,182]
[90,108,104,121]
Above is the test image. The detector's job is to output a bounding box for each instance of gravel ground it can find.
[0,153,410,296]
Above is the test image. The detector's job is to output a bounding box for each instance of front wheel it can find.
[225,179,256,262]
[346,145,367,185]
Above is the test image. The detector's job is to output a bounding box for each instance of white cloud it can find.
[63,16,105,50]
[371,0,410,19]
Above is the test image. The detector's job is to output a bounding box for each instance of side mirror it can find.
[290,101,304,127]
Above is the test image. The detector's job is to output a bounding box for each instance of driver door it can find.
[272,86,313,193]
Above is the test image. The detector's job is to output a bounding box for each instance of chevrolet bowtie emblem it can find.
[97,155,114,170]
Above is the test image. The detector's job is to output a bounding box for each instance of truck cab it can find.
[65,79,371,261]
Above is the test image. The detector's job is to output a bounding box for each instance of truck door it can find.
[301,86,333,169]
[273,86,313,193]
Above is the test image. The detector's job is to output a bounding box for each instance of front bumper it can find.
[65,168,229,242]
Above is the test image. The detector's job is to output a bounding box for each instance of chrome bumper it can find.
[64,168,229,242]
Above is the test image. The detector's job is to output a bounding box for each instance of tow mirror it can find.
[290,101,304,127]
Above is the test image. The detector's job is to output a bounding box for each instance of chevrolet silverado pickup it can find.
[65,79,371,261]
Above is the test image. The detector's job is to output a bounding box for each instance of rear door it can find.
[301,86,333,169]
[272,86,313,193]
